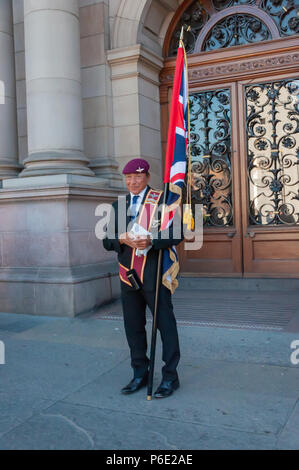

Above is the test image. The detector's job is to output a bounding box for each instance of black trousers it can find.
[120,283,180,381]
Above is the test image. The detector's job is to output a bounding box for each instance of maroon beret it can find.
[122,158,150,175]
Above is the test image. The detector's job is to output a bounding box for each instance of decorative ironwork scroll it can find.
[260,0,299,37]
[212,0,255,10]
[245,78,299,225]
[186,89,233,227]
[168,0,299,56]
[168,1,210,56]
[203,14,271,51]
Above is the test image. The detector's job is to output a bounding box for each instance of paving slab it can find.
[63,355,298,436]
[276,400,299,450]
[0,401,277,450]
[11,315,129,350]
[0,311,298,450]
[0,329,128,436]
[177,324,299,367]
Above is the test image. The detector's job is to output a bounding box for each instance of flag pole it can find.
[147,184,168,401]
[147,25,186,401]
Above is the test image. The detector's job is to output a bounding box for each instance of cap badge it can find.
[136,167,144,173]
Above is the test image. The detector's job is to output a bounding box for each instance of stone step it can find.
[177,276,299,292]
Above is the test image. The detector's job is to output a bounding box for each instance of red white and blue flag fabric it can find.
[161,43,188,293]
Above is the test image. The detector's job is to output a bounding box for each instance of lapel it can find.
[140,185,151,205]
[125,194,130,227]
[125,185,151,227]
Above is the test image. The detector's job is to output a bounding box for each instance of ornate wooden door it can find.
[160,0,299,277]
[239,73,299,277]
[177,81,244,276]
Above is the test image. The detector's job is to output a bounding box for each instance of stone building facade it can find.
[0,0,298,316]
[0,0,185,316]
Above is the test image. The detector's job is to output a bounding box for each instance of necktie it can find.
[130,195,139,221]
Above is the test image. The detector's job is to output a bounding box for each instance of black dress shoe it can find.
[121,374,148,394]
[154,378,180,398]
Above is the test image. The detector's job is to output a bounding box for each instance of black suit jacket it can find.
[102,185,184,291]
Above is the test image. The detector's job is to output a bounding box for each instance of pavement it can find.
[0,286,299,450]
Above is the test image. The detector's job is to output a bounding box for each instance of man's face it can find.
[125,173,150,195]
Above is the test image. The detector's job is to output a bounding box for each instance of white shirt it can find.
[129,185,152,256]
[129,185,148,217]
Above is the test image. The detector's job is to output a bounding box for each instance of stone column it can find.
[0,0,20,179]
[20,0,94,177]
[107,45,164,189]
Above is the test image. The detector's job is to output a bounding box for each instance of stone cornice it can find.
[107,44,164,85]
[107,44,163,66]
[0,185,126,203]
[0,174,126,202]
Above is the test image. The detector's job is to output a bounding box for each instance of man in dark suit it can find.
[103,158,184,398]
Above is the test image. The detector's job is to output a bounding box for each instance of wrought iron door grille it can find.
[168,0,299,56]
[260,0,299,37]
[168,1,210,56]
[245,78,299,225]
[187,89,233,227]
[203,14,271,51]
[212,0,256,10]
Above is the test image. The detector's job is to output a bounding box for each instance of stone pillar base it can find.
[0,159,22,180]
[0,176,125,317]
[18,151,95,178]
[0,263,120,317]
[89,157,125,189]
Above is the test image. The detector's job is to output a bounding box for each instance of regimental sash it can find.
[119,189,163,287]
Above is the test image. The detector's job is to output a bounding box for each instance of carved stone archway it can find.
[112,0,183,52]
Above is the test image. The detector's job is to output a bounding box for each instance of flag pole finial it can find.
[180,25,191,43]
[180,26,184,41]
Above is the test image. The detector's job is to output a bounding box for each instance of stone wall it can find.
[9,0,182,187]
[0,0,181,316]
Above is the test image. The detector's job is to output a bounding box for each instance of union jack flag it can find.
[161,42,188,293]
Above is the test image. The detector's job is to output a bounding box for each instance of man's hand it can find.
[119,233,152,250]
[134,235,152,250]
[119,232,136,249]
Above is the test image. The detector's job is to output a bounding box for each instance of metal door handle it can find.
[226,232,235,238]
[248,231,255,238]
